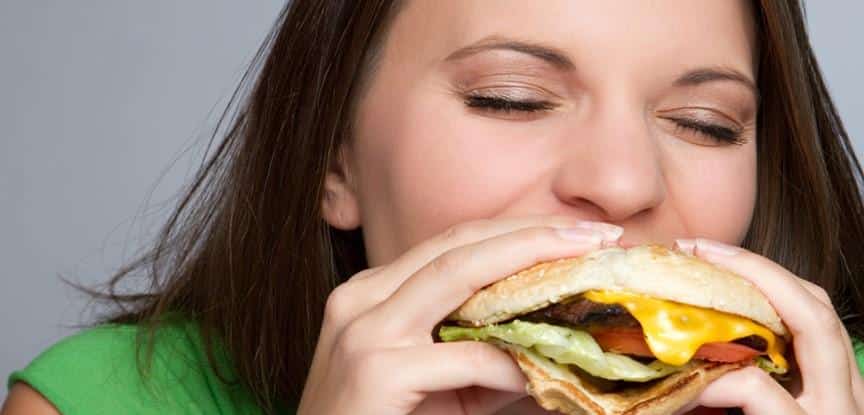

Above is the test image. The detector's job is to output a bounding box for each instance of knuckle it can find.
[347,266,381,282]
[428,249,465,276]
[438,218,502,244]
[440,221,481,243]
[812,285,833,305]
[810,302,842,332]
[323,283,357,325]
[739,366,774,390]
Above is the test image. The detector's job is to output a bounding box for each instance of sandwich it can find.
[437,244,790,415]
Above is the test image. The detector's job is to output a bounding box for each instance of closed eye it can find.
[664,116,746,145]
[464,95,556,113]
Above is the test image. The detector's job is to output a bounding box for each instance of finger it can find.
[319,266,384,335]
[373,225,608,333]
[363,342,527,395]
[325,217,620,334]
[675,238,853,400]
[366,216,621,299]
[313,218,618,399]
[691,366,805,414]
[795,278,864,410]
[321,218,620,346]
[313,218,614,409]
[308,268,384,384]
[303,267,388,401]
[412,388,526,415]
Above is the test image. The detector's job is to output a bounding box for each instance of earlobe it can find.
[321,162,361,231]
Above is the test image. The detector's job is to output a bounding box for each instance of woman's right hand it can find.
[297,216,623,415]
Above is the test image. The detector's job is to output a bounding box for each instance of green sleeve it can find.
[854,337,864,377]
[7,323,261,415]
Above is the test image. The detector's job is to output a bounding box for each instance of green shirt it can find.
[8,323,864,414]
[6,322,279,415]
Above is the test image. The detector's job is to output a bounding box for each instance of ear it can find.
[321,147,361,230]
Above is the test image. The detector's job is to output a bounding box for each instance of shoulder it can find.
[7,325,144,414]
[6,322,261,415]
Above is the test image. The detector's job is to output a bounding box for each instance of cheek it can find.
[668,144,757,244]
[354,91,551,256]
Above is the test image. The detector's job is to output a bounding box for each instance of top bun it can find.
[448,244,788,338]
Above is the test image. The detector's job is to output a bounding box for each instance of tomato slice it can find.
[591,328,762,363]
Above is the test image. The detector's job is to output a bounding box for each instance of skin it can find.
[338,0,760,264]
[3,1,862,414]
[312,0,864,414]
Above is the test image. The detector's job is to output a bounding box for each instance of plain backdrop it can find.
[1,1,862,403]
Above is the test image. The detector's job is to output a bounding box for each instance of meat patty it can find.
[522,296,640,328]
[733,335,768,352]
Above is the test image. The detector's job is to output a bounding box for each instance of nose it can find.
[550,103,666,222]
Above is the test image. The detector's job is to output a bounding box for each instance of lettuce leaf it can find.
[439,320,681,381]
[755,356,789,376]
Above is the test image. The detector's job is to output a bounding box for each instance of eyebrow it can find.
[675,67,759,100]
[444,37,576,70]
[445,37,758,99]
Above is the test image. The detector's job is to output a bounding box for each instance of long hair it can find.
[88,0,864,411]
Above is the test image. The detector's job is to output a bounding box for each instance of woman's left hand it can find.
[671,238,864,415]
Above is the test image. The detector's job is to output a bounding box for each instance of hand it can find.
[297,216,623,415]
[673,238,864,415]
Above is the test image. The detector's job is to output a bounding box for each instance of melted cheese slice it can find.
[584,290,787,369]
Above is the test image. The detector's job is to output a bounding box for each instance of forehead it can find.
[381,0,758,81]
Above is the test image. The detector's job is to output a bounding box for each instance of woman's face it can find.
[331,0,759,266]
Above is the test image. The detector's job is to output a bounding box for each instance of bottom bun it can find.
[498,342,746,415]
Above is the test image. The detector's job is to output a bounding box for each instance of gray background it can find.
[0,1,861,404]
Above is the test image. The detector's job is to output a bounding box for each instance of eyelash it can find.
[464,95,746,145]
[664,116,746,145]
[464,95,555,113]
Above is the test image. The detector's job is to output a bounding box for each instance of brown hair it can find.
[90,0,864,412]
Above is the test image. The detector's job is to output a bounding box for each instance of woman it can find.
[4,1,864,414]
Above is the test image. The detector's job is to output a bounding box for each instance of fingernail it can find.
[556,227,603,244]
[600,239,619,248]
[674,239,696,254]
[695,239,742,256]
[570,222,623,241]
